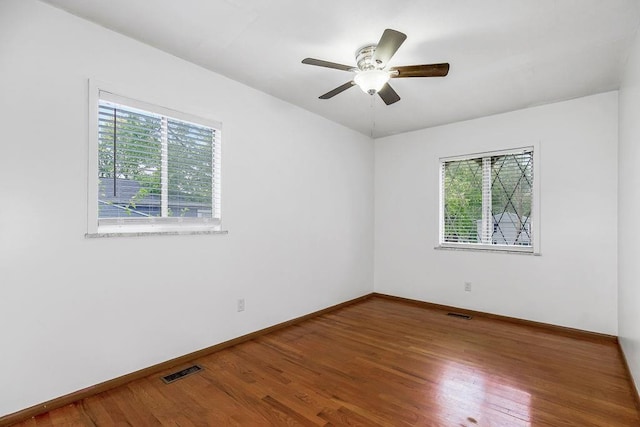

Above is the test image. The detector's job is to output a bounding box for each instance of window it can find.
[439,147,535,252]
[88,85,221,236]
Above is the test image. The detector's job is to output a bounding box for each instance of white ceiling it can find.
[41,0,640,138]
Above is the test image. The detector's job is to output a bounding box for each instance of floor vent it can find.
[447,312,472,320]
[161,365,203,384]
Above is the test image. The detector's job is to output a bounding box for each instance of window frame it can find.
[87,80,224,237]
[437,145,540,255]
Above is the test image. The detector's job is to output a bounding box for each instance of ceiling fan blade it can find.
[302,58,354,72]
[373,29,407,65]
[390,63,450,78]
[378,83,401,105]
[319,81,355,99]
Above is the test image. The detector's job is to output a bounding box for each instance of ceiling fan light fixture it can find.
[354,69,390,95]
[302,28,449,105]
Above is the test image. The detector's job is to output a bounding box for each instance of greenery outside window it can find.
[87,84,221,236]
[439,147,535,252]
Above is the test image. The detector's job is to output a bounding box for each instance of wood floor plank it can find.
[9,296,640,426]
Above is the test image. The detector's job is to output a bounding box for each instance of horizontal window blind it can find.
[97,95,220,226]
[442,158,483,243]
[441,149,533,248]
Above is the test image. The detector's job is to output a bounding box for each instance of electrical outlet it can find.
[237,298,245,312]
[464,282,472,292]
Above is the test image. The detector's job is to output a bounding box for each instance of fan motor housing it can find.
[356,45,381,71]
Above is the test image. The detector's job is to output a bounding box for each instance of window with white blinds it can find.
[440,148,534,251]
[89,88,221,234]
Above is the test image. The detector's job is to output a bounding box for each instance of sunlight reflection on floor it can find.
[436,361,532,426]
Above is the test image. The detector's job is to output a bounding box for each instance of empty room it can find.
[2,0,640,425]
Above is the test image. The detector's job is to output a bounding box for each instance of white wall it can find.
[375,92,619,334]
[0,0,373,417]
[619,28,640,395]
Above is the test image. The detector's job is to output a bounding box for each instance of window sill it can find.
[85,229,229,238]
[434,245,540,256]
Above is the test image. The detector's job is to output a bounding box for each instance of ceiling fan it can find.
[302,29,449,105]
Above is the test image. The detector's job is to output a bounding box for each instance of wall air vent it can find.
[161,365,203,384]
[447,312,472,320]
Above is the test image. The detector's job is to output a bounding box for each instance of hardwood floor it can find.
[10,296,640,426]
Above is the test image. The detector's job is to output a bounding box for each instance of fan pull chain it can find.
[370,94,376,138]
